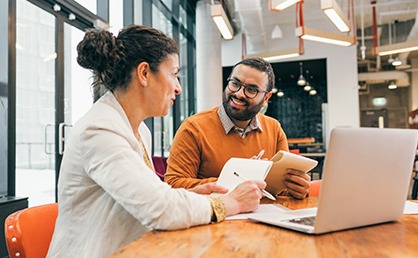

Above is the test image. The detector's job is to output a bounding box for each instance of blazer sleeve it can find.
[79,118,212,230]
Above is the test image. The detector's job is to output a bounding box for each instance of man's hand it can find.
[284,169,311,199]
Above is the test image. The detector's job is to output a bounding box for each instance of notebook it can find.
[248,127,418,234]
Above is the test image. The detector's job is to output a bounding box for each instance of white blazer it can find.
[47,91,211,258]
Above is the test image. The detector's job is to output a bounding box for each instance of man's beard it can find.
[222,92,264,121]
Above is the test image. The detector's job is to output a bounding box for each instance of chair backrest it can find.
[152,156,168,181]
[4,203,58,258]
[309,180,322,197]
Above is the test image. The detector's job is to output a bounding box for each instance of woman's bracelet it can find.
[208,194,226,223]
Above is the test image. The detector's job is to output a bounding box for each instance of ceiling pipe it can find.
[371,0,378,56]
[358,70,410,87]
[233,0,266,51]
[397,11,418,67]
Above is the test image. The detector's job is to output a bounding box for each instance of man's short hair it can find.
[230,57,275,91]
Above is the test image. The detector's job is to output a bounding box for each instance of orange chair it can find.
[309,180,322,197]
[4,203,58,258]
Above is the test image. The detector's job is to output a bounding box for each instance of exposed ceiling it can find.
[228,0,418,85]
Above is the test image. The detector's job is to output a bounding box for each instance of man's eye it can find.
[231,81,240,87]
[246,87,258,94]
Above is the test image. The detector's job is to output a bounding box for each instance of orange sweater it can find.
[165,106,289,189]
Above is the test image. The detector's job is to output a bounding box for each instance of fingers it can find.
[284,169,310,199]
[251,179,267,190]
[188,182,228,194]
[211,184,229,194]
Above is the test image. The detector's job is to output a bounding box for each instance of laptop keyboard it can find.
[286,216,316,226]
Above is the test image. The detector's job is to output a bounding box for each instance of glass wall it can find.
[152,3,174,156]
[150,0,196,157]
[0,0,8,197]
[15,0,56,205]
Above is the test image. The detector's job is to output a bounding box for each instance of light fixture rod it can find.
[246,48,303,62]
[377,39,418,56]
[271,0,302,11]
[321,0,351,32]
[295,26,355,46]
[211,4,234,40]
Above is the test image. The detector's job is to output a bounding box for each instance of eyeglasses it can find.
[226,78,270,99]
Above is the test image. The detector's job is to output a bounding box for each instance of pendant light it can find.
[388,81,397,90]
[297,62,306,86]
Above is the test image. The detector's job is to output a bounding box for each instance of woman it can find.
[47,25,266,258]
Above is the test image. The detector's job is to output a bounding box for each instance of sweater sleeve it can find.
[165,120,218,188]
[276,121,289,152]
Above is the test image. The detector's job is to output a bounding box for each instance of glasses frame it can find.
[226,77,270,99]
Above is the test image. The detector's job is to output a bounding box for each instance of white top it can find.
[47,92,212,258]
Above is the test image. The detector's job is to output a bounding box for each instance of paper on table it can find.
[265,150,318,196]
[216,158,273,193]
[404,201,418,214]
[226,204,290,220]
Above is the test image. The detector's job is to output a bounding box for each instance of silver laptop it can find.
[248,127,418,234]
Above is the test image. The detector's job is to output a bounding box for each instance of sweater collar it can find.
[217,104,263,137]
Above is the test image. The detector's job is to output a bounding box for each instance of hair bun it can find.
[76,29,117,72]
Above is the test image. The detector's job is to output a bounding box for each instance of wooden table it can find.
[110,197,418,257]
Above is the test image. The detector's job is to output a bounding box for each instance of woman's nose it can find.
[175,81,182,95]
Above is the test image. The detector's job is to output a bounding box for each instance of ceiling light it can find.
[297,62,306,86]
[42,52,57,62]
[309,89,317,95]
[304,82,312,91]
[272,87,279,94]
[321,0,351,32]
[271,25,283,39]
[391,57,402,66]
[377,39,418,56]
[247,48,303,62]
[270,0,302,11]
[53,4,61,12]
[295,26,355,46]
[277,90,284,97]
[68,13,76,20]
[388,81,397,90]
[387,55,394,64]
[211,4,234,40]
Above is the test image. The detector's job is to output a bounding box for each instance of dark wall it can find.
[359,83,409,128]
[223,58,328,143]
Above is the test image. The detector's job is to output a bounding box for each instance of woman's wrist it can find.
[208,194,227,223]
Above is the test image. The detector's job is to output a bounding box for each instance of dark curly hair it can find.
[229,57,275,92]
[77,25,179,95]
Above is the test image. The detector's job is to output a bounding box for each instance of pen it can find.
[233,171,276,201]
[255,149,265,160]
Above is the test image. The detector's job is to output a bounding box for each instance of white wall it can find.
[222,21,360,146]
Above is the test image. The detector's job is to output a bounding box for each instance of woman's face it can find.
[149,54,182,117]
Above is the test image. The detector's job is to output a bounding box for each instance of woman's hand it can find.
[220,180,266,216]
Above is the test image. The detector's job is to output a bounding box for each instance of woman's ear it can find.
[136,62,150,87]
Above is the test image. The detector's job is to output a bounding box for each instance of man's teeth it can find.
[231,98,245,106]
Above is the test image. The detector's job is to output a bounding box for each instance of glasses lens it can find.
[228,80,240,92]
[244,87,258,98]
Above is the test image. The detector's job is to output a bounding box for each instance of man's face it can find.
[222,64,272,122]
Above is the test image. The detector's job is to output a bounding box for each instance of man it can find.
[165,57,310,199]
